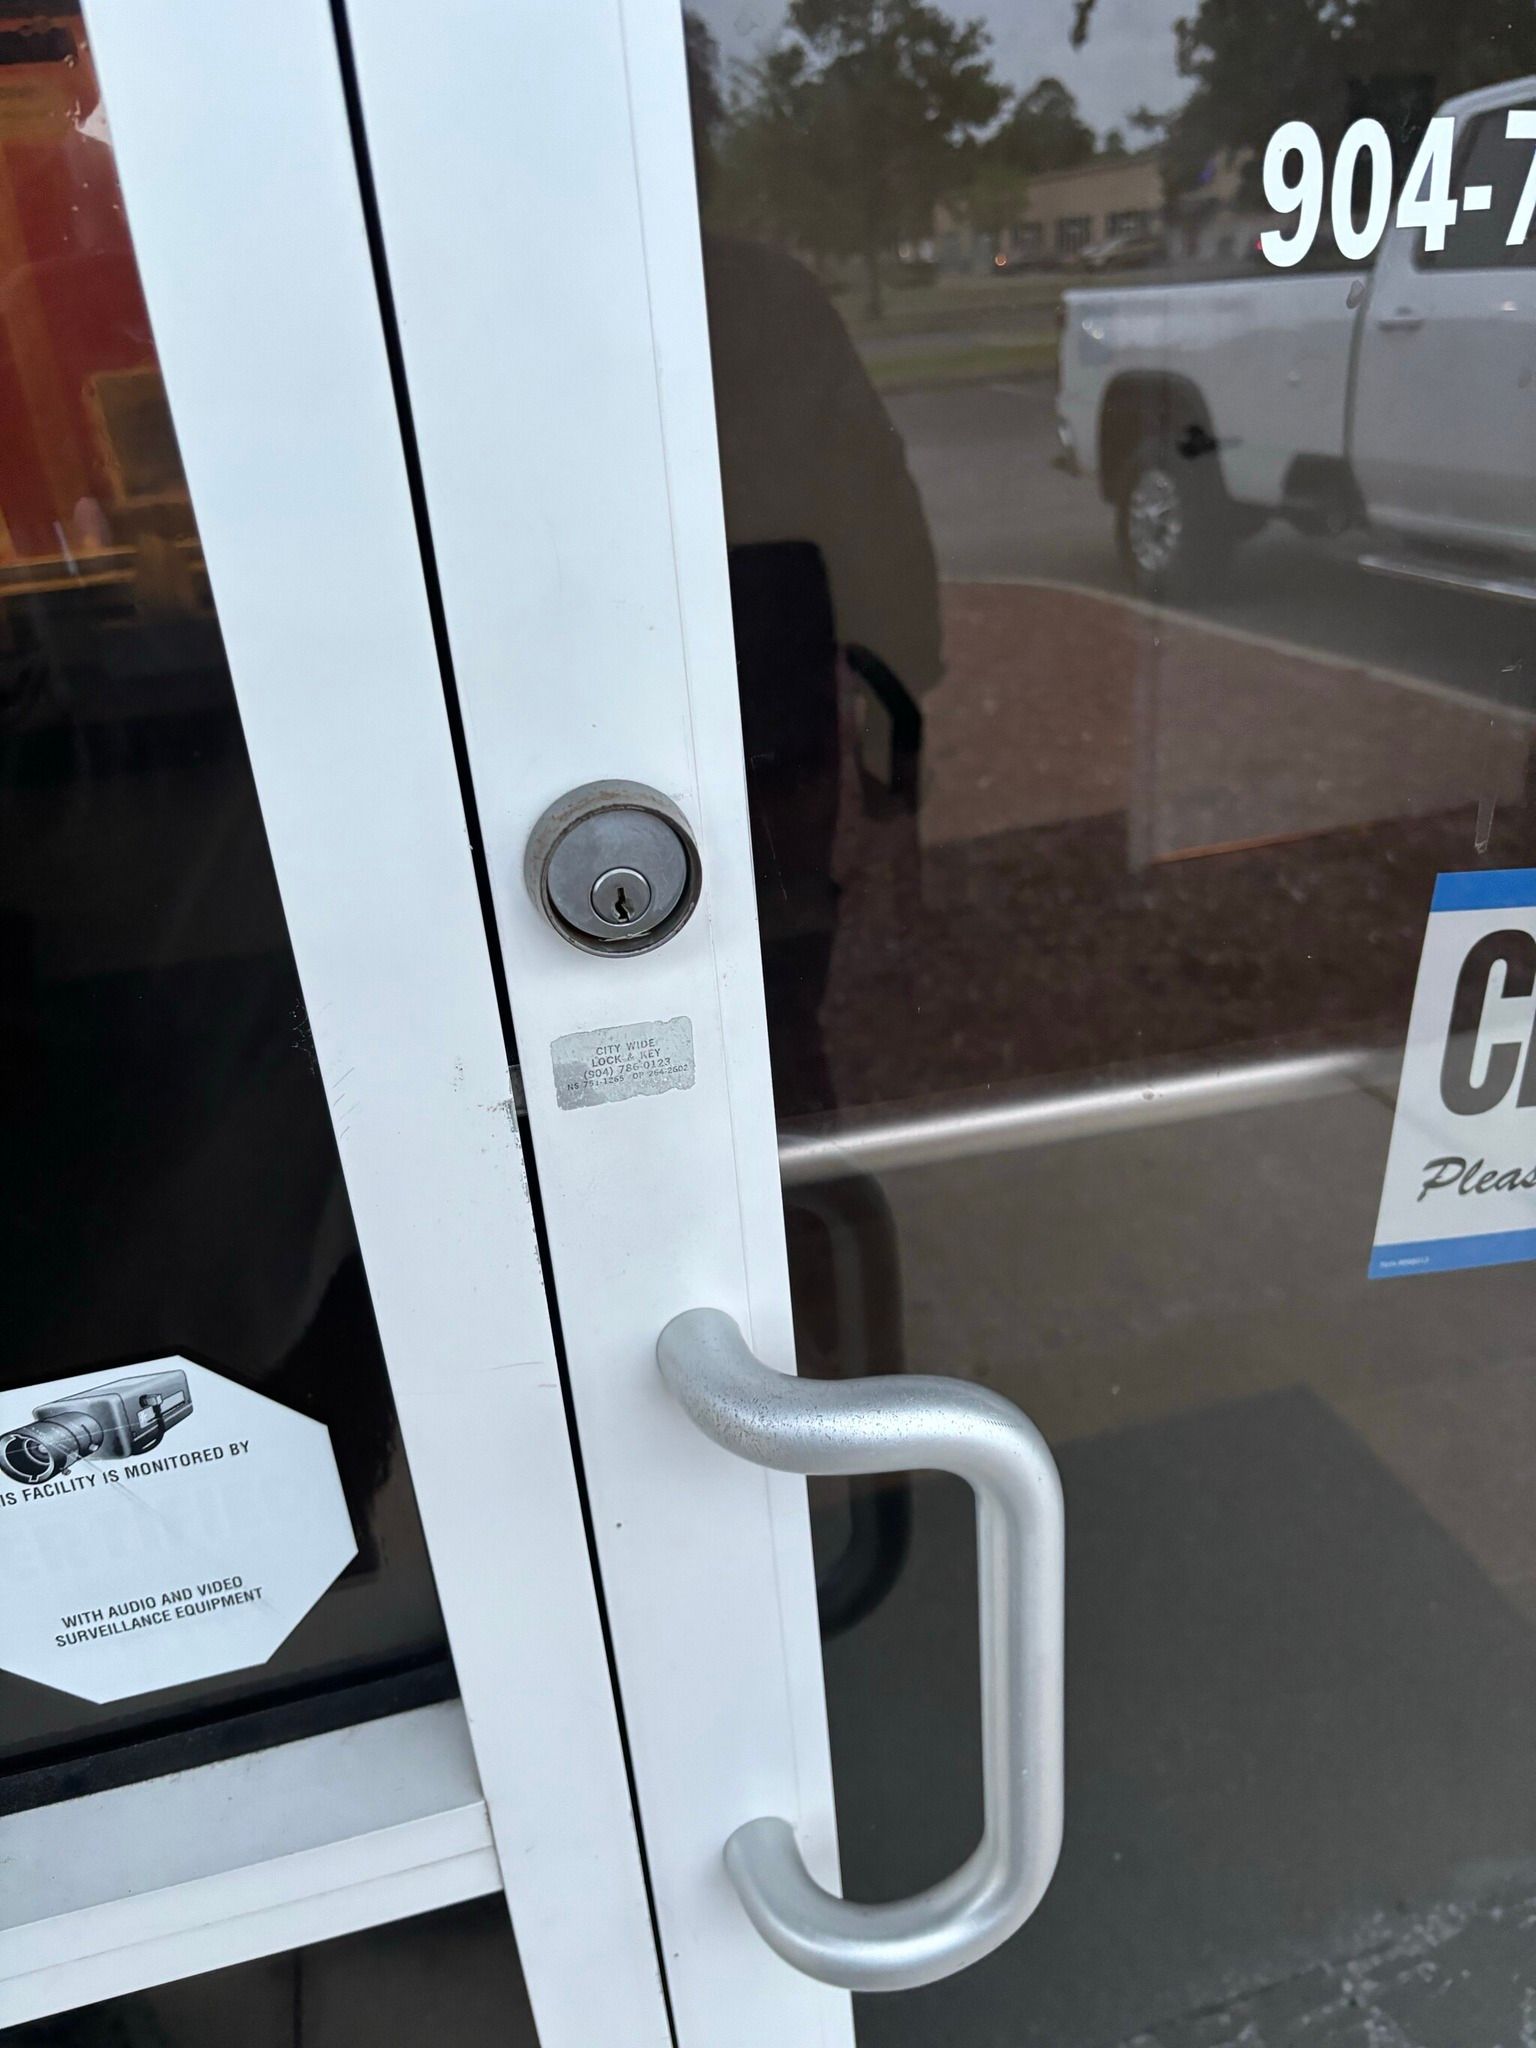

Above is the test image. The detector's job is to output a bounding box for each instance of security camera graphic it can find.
[0,1369,193,1486]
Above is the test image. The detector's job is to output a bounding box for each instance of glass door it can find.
[0,9,667,2046]
[355,0,1536,2042]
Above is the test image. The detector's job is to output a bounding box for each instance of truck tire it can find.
[1115,434,1232,601]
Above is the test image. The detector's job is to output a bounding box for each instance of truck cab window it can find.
[1423,107,1536,269]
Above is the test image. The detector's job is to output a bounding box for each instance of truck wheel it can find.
[1115,435,1231,600]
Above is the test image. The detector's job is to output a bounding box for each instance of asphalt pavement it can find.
[888,377,1536,716]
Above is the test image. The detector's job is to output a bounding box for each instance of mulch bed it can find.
[772,582,1536,1118]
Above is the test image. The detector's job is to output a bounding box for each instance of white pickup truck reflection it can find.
[1055,77,1536,601]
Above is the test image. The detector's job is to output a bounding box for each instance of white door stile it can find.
[337,2,854,2042]
[0,8,672,2043]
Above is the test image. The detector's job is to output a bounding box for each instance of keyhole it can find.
[589,866,653,930]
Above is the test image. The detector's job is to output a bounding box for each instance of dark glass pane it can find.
[684,2,1536,2039]
[0,10,449,1793]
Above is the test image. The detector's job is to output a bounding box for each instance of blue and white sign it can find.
[1373,871,1536,1278]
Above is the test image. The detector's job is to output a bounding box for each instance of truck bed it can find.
[1058,273,1362,509]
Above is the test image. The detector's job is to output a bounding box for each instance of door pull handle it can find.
[656,1307,1065,1992]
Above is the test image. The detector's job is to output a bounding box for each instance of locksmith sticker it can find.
[0,1357,355,1703]
[1373,871,1536,1278]
[551,1015,695,1110]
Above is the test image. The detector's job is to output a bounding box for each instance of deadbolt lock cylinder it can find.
[525,780,702,955]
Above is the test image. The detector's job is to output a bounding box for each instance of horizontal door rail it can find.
[0,1702,499,2025]
[777,1046,1395,1187]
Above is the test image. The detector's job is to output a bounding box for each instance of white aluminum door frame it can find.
[1,9,670,2045]
[339,2,853,2042]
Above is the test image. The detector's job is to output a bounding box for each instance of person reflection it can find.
[691,35,942,1118]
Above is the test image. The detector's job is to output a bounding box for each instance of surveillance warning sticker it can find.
[0,1358,355,1702]
[1373,871,1536,1278]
